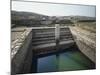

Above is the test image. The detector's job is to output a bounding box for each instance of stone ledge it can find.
[11,29,32,59]
[70,27,96,63]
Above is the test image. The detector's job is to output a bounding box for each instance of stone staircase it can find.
[32,27,75,55]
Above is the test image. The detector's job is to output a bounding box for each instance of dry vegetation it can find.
[77,22,96,33]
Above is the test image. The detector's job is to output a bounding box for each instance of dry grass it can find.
[77,22,96,33]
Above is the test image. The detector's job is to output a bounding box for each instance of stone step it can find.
[32,28,70,33]
[60,37,73,41]
[33,29,70,33]
[60,31,71,33]
[33,31,71,36]
[32,37,73,46]
[32,35,73,42]
[32,38,73,44]
[32,40,55,46]
[33,32,72,38]
[60,35,73,39]
[59,28,70,30]
[34,32,54,35]
[32,34,55,38]
[32,40,75,50]
[32,37,55,42]
[32,29,54,33]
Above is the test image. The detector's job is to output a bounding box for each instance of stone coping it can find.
[11,29,32,59]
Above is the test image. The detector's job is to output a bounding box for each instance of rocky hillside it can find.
[11,10,96,27]
[11,11,49,20]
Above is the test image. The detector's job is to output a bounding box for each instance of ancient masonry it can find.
[11,26,95,74]
[11,26,75,74]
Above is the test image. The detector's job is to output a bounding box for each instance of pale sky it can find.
[12,1,96,17]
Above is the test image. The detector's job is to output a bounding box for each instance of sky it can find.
[12,1,96,17]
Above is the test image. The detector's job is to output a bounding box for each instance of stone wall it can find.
[70,27,96,63]
[11,29,33,75]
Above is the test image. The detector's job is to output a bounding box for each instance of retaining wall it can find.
[11,29,33,75]
[70,27,96,63]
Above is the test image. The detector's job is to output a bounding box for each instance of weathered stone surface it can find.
[32,26,75,55]
[70,27,96,63]
[11,29,33,75]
